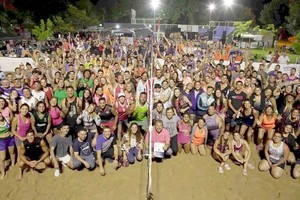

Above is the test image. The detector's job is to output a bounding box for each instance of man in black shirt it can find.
[226,81,246,131]
[17,131,50,181]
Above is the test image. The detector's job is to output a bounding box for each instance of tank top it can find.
[65,98,78,118]
[116,101,129,121]
[17,114,31,137]
[205,114,219,130]
[269,141,284,164]
[218,139,229,153]
[33,112,49,133]
[132,101,148,121]
[114,84,125,102]
[98,105,114,123]
[261,114,276,129]
[192,128,206,145]
[23,138,43,161]
[49,107,63,126]
[177,121,192,144]
[233,140,243,153]
[241,108,255,126]
[0,120,10,135]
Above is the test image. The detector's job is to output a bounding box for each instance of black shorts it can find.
[272,161,285,169]
[52,122,63,130]
[101,147,114,160]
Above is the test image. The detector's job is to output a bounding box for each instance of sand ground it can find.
[1,144,299,200]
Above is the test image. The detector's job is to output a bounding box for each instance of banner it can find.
[0,57,36,72]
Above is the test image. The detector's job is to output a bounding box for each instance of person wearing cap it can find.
[113,92,133,142]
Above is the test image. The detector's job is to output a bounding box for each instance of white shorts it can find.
[57,154,71,164]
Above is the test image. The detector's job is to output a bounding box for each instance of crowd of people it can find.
[0,32,299,181]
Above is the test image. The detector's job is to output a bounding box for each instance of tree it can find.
[286,0,300,35]
[233,20,253,37]
[259,0,288,27]
[52,16,75,33]
[32,19,53,41]
[64,4,98,30]
[292,33,300,54]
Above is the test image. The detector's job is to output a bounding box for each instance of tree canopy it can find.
[286,0,300,35]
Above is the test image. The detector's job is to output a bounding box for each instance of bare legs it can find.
[190,144,206,156]
[178,143,190,154]
[258,159,284,179]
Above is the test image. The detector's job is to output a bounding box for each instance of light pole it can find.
[208,3,215,30]
[223,0,234,45]
[147,1,159,199]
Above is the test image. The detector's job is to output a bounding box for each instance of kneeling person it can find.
[72,129,96,170]
[18,130,50,180]
[258,132,290,179]
[144,119,172,159]
[50,123,74,177]
[96,126,119,176]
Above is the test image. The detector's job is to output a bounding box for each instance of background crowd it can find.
[0,32,299,180]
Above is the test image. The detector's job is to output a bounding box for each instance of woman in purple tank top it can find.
[11,103,31,160]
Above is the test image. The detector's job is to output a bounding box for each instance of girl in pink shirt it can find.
[177,113,192,154]
[49,97,65,134]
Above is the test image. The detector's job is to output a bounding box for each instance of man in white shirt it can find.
[278,52,290,64]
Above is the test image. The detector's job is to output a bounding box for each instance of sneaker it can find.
[248,163,255,170]
[218,166,224,174]
[54,169,60,177]
[224,164,231,170]
[242,169,248,176]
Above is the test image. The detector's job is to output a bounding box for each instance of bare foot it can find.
[0,173,5,180]
[16,174,22,181]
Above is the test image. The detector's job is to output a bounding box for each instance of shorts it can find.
[14,137,22,147]
[57,154,71,164]
[101,147,114,159]
[0,137,15,151]
[52,122,63,130]
[272,161,285,169]
[118,119,128,125]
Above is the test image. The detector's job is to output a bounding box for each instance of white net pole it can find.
[146,9,156,200]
